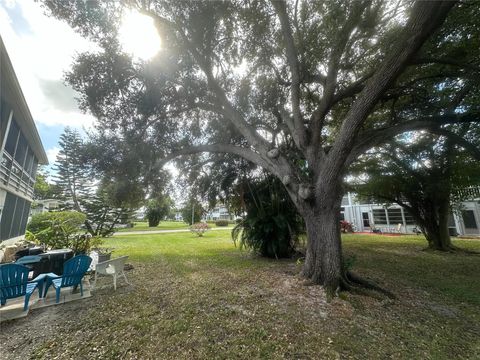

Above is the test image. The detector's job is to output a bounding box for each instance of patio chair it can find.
[394,223,403,233]
[92,256,130,291]
[0,263,43,311]
[43,255,92,303]
[387,223,403,233]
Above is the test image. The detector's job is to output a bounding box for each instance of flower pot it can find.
[98,253,111,263]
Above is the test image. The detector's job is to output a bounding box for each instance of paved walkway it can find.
[113,227,234,236]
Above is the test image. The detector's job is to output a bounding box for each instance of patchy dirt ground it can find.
[1,233,479,359]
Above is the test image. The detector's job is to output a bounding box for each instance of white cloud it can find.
[46,146,60,164]
[0,0,98,130]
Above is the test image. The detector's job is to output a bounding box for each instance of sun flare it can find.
[118,10,161,60]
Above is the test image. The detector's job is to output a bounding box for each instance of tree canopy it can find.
[42,0,480,295]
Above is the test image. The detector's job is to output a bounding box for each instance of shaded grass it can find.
[342,234,480,307]
[2,231,479,359]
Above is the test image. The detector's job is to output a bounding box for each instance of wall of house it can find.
[0,37,47,243]
[205,205,234,221]
[342,192,480,236]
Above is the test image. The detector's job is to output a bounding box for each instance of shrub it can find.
[190,222,209,237]
[27,211,88,252]
[215,219,229,227]
[232,176,303,258]
[340,220,354,233]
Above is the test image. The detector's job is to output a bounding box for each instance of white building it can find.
[0,37,48,243]
[30,199,62,216]
[341,189,480,236]
[205,204,234,221]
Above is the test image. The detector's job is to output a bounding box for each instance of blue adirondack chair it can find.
[0,263,42,311]
[43,255,92,303]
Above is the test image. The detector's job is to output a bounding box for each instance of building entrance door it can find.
[362,212,370,228]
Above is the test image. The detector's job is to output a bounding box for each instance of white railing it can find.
[0,152,35,198]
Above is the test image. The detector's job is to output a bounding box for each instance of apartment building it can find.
[0,37,48,242]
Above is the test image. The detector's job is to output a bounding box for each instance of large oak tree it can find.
[43,0,479,295]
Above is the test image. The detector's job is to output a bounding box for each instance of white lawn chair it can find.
[92,256,130,291]
[387,223,403,233]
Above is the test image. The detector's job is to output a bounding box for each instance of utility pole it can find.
[191,203,195,225]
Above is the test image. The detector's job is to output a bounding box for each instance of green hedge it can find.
[27,211,89,252]
[215,220,230,227]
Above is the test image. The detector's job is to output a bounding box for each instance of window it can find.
[0,98,10,143]
[0,192,16,240]
[448,214,456,227]
[30,157,38,178]
[14,132,28,166]
[4,118,19,156]
[0,117,39,197]
[462,210,478,229]
[403,211,415,225]
[0,192,31,240]
[387,208,403,225]
[24,148,35,177]
[372,209,387,225]
[362,212,370,227]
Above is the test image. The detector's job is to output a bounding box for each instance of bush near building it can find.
[26,211,98,253]
[215,220,229,227]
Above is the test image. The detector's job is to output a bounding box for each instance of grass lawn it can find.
[2,232,479,359]
[115,221,230,232]
[116,221,191,232]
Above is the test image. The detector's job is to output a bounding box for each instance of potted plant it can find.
[89,237,113,263]
[96,247,114,263]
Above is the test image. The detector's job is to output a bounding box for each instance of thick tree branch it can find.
[331,70,375,104]
[411,56,478,70]
[309,1,370,159]
[347,112,479,163]
[326,1,457,178]
[429,128,480,161]
[271,0,307,150]
[302,72,327,85]
[143,9,271,155]
[155,144,277,176]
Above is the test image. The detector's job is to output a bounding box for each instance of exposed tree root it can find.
[340,271,396,300]
[301,271,396,301]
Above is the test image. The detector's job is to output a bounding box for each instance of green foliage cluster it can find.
[215,220,229,227]
[146,196,173,227]
[232,176,303,258]
[33,166,62,200]
[82,189,129,237]
[26,211,97,253]
[182,199,205,225]
[52,127,135,237]
[340,220,354,233]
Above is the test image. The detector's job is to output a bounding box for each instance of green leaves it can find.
[27,211,87,252]
[232,175,303,259]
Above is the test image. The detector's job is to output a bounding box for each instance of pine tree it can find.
[54,128,91,206]
[53,127,94,233]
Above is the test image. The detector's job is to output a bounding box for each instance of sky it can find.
[0,0,186,203]
[0,1,165,170]
[0,0,99,165]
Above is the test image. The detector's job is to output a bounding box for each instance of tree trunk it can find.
[301,191,343,297]
[421,199,453,251]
